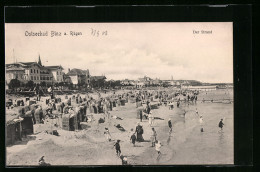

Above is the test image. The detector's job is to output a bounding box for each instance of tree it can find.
[40,81,46,87]
[9,79,21,90]
[58,82,65,87]
[26,80,34,88]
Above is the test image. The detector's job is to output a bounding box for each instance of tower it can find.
[38,54,42,66]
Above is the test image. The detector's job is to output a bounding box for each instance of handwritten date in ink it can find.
[91,28,108,37]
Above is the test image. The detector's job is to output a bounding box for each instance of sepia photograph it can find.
[5,22,233,166]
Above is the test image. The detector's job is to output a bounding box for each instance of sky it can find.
[5,23,233,83]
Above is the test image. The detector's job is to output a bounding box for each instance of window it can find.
[37,70,38,74]
[34,69,35,73]
[34,76,36,80]
[40,77,42,80]
[37,76,39,80]
[31,76,33,80]
[31,69,33,73]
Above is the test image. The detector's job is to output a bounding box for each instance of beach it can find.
[6,88,233,166]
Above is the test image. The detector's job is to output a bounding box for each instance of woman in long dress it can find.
[150,128,157,147]
[135,123,144,142]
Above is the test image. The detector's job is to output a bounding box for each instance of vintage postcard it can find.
[5,23,233,166]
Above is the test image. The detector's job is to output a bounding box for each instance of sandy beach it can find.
[6,88,233,166]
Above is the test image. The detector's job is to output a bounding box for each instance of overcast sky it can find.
[5,23,233,83]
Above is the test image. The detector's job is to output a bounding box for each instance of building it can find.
[5,55,64,85]
[45,65,64,83]
[6,62,42,84]
[150,78,162,86]
[67,68,90,85]
[39,66,53,85]
[120,79,135,86]
[6,64,26,84]
[135,76,153,88]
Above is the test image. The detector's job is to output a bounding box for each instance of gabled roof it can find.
[45,65,64,70]
[18,62,42,68]
[6,63,19,67]
[19,62,36,66]
[67,68,89,76]
[6,67,25,71]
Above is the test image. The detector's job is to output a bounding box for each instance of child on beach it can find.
[120,155,128,165]
[148,112,154,127]
[155,140,162,159]
[114,140,121,157]
[104,128,112,141]
[130,133,137,147]
[218,119,224,131]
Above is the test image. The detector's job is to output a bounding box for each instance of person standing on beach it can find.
[199,116,204,132]
[218,119,224,131]
[104,128,112,141]
[148,113,154,127]
[195,108,199,116]
[146,102,151,114]
[135,123,144,142]
[168,119,173,133]
[139,109,143,122]
[150,128,157,147]
[114,140,121,157]
[177,101,180,108]
[130,132,137,147]
[155,140,162,159]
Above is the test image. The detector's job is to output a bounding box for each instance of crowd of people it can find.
[6,87,227,165]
